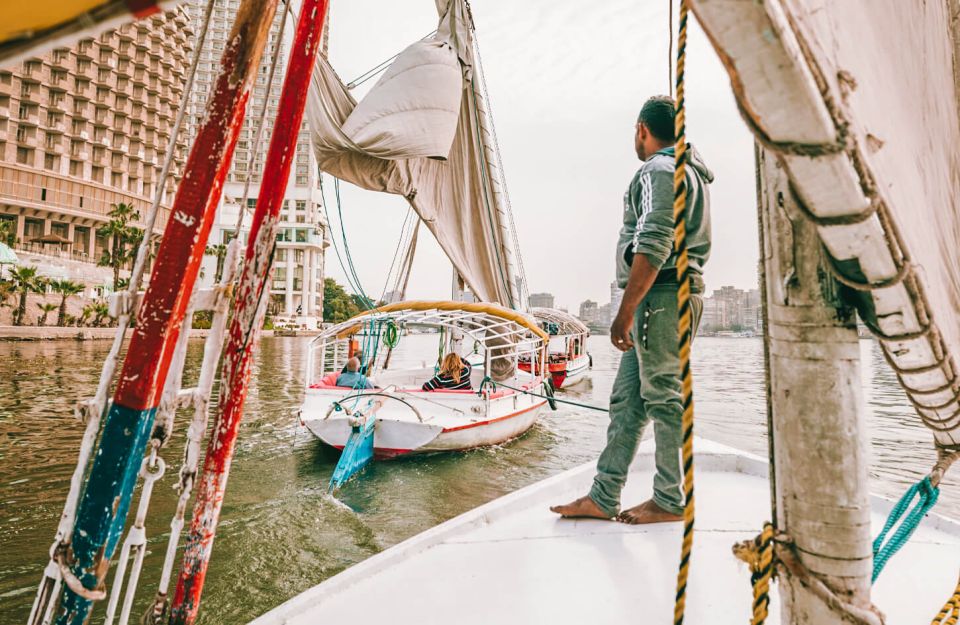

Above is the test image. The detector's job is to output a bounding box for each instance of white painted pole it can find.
[757,147,873,624]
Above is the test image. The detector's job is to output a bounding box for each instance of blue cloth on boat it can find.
[336,371,373,389]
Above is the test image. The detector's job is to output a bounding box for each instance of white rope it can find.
[27,4,216,624]
[103,451,166,625]
[146,239,241,622]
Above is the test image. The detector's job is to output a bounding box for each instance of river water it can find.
[1,335,955,624]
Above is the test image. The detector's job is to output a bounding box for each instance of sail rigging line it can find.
[379,207,416,303]
[168,3,330,622]
[233,0,295,236]
[345,30,438,90]
[668,0,674,96]
[335,177,373,305]
[467,81,516,310]
[27,3,217,624]
[470,29,530,307]
[319,175,366,300]
[671,1,696,624]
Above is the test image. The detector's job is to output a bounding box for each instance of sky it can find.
[324,0,758,311]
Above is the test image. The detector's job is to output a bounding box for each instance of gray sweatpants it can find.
[589,284,703,516]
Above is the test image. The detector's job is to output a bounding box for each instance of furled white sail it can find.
[692,0,960,446]
[306,0,522,308]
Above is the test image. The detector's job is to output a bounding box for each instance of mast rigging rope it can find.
[671,1,696,624]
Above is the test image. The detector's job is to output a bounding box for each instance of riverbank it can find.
[0,325,218,341]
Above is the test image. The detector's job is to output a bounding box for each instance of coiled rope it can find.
[672,1,696,624]
[933,574,960,625]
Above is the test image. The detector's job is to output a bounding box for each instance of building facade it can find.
[186,0,328,324]
[0,10,192,290]
[528,292,554,309]
[578,299,599,325]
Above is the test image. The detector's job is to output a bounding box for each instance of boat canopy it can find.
[0,1,178,65]
[305,0,523,308]
[322,300,549,347]
[530,307,590,337]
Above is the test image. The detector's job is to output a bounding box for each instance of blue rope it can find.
[872,476,940,582]
[318,174,372,309]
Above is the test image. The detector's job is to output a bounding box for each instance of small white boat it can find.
[250,438,960,624]
[301,301,552,457]
[519,307,592,389]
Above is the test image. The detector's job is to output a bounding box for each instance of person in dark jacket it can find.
[422,353,472,391]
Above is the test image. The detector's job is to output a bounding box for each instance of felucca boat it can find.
[520,307,592,389]
[300,301,551,457]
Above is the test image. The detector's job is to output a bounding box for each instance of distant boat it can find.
[519,307,592,389]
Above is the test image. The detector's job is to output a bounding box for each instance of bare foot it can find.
[617,499,683,525]
[550,495,612,520]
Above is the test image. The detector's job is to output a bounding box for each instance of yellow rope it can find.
[732,524,775,624]
[672,2,695,624]
[933,574,960,625]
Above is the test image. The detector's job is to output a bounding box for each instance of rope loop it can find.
[872,476,940,582]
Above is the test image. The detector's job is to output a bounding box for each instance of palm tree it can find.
[36,302,58,326]
[78,304,94,327]
[91,301,110,327]
[97,202,142,291]
[8,266,44,326]
[49,279,85,327]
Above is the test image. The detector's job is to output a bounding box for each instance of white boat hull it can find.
[301,368,548,457]
[250,439,960,625]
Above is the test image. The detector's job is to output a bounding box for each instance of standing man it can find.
[551,95,713,524]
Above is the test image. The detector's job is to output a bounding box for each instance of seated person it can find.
[422,353,472,391]
[336,357,374,389]
[341,350,369,375]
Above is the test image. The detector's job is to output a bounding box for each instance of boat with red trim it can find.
[518,307,592,389]
[301,301,553,458]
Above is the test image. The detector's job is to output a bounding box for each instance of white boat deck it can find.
[250,440,960,625]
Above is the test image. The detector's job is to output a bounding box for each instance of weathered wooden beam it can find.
[758,146,874,624]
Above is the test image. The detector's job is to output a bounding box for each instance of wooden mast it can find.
[757,147,874,623]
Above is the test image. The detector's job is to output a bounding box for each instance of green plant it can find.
[192,310,213,329]
[323,278,363,323]
[8,266,44,326]
[0,219,17,247]
[49,279,85,327]
[36,302,58,326]
[90,301,110,327]
[97,202,143,291]
[204,244,228,283]
[0,280,14,308]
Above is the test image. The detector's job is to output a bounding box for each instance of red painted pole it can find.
[168,2,329,623]
[53,3,277,624]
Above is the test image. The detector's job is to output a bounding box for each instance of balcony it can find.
[15,132,39,148]
[17,109,40,127]
[50,50,71,69]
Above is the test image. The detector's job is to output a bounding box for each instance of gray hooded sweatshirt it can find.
[615,144,713,293]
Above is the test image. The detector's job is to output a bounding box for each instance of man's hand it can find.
[610,311,634,352]
[611,254,659,353]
